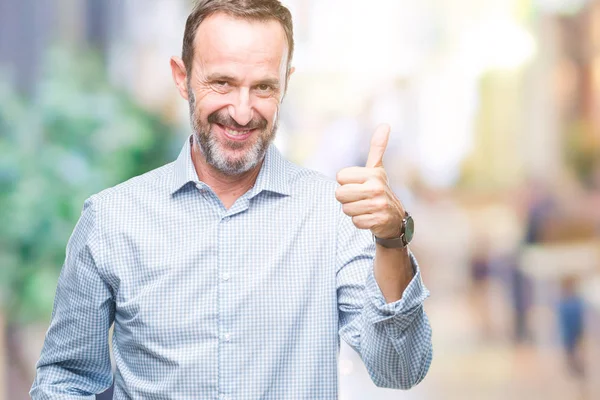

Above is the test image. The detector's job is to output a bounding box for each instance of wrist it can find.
[373,211,414,248]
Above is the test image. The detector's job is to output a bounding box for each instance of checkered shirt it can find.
[31,137,432,399]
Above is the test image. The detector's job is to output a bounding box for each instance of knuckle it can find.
[364,180,375,191]
[352,216,366,229]
[382,213,394,226]
[334,187,343,201]
[336,168,350,183]
[374,198,388,209]
[370,183,385,196]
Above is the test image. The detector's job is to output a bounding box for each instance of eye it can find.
[258,84,271,91]
[215,81,229,87]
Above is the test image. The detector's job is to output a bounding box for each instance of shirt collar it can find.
[170,136,199,195]
[248,142,291,198]
[170,135,291,197]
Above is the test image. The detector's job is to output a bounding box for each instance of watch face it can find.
[404,215,415,243]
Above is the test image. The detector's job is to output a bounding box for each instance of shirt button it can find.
[222,272,231,281]
[222,216,230,223]
[224,333,231,342]
[220,395,230,400]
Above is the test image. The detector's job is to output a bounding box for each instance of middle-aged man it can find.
[31,1,432,399]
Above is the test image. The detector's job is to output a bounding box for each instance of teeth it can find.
[225,128,248,136]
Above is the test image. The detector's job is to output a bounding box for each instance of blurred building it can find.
[547,0,600,185]
[2,1,600,399]
[0,0,187,115]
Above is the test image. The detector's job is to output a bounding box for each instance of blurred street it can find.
[2,0,600,399]
[343,191,597,400]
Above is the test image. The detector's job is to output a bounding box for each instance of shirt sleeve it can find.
[30,198,115,399]
[336,207,432,390]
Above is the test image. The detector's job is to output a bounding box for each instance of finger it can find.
[342,199,386,217]
[365,124,390,168]
[336,167,375,185]
[335,184,370,203]
[335,181,386,203]
[351,214,377,230]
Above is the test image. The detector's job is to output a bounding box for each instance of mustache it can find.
[207,111,268,131]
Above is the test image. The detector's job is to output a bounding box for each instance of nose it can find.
[227,87,254,127]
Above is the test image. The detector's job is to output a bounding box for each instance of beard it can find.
[188,83,278,176]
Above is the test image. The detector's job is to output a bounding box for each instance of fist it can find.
[335,124,406,239]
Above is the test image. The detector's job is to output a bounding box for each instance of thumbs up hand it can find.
[335,124,406,240]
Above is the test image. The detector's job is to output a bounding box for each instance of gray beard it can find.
[188,86,277,176]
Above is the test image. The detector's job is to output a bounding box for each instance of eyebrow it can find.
[205,73,280,88]
[206,73,238,83]
[255,78,281,88]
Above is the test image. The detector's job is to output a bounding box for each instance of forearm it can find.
[360,299,432,389]
[373,245,414,303]
[336,206,432,389]
[30,375,97,400]
[361,253,432,389]
[30,198,114,399]
[31,328,113,398]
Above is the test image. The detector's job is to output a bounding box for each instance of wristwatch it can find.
[374,211,414,248]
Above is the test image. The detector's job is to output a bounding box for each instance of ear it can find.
[282,66,295,102]
[170,56,189,101]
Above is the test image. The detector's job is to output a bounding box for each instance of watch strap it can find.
[373,210,412,248]
[374,234,408,248]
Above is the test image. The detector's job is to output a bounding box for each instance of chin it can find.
[195,127,272,175]
[211,148,261,175]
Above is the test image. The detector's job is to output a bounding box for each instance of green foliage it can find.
[0,47,179,323]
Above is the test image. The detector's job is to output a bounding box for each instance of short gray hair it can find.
[182,0,294,77]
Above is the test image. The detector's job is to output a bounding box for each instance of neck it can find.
[191,140,263,209]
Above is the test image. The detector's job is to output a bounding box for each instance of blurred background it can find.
[1,0,600,399]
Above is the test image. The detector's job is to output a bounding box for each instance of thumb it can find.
[365,124,390,168]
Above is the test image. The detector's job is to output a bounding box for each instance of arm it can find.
[336,214,432,389]
[335,123,416,304]
[374,244,413,303]
[30,198,115,399]
[335,123,432,388]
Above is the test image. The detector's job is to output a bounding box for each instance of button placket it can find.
[218,212,235,397]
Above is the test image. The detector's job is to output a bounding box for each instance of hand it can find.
[335,124,406,239]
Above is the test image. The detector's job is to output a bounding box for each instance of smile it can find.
[216,124,255,141]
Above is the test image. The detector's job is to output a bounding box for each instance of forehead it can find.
[194,12,288,74]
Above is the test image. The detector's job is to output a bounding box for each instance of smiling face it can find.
[174,12,291,176]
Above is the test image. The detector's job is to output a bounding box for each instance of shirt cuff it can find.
[365,251,430,330]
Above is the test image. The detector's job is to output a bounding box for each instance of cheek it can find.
[255,99,280,124]
[194,91,229,118]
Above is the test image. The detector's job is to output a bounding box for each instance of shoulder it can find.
[285,159,339,194]
[86,162,175,213]
[281,158,342,215]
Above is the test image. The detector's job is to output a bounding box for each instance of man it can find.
[31,1,432,398]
